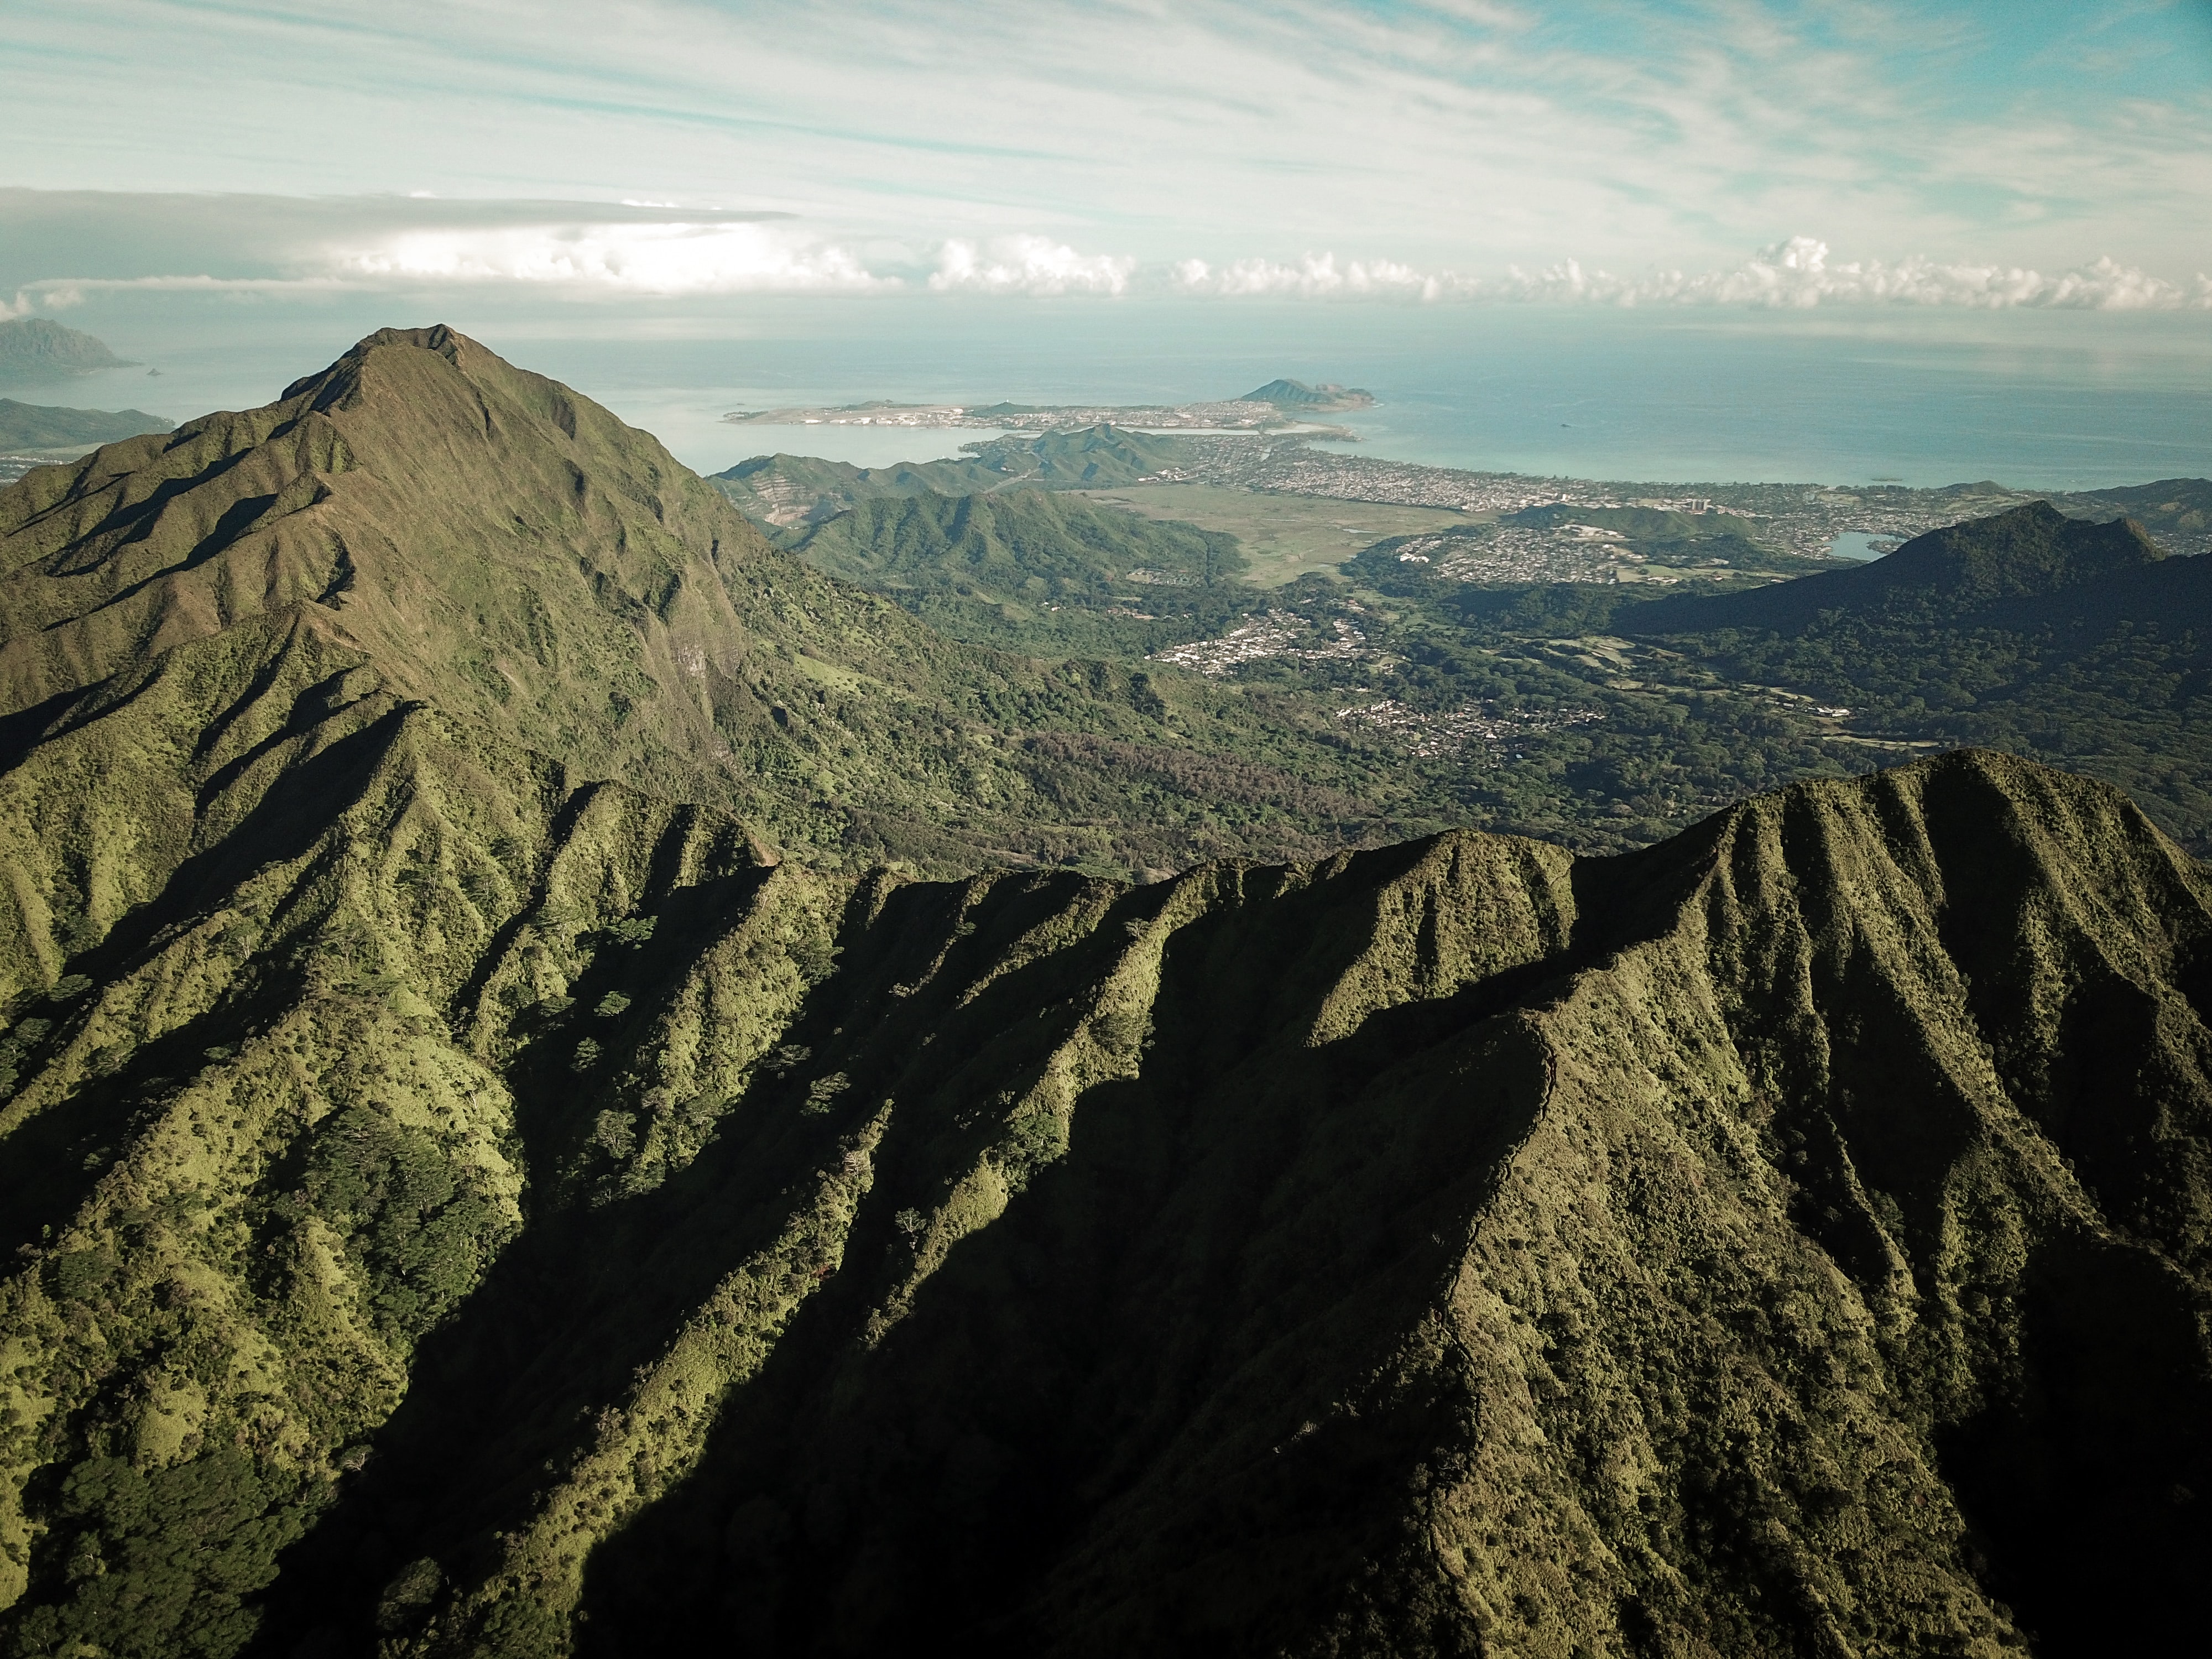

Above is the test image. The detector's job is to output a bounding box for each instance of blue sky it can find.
[3,0,2209,307]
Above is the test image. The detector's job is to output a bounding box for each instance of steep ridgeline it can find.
[0,748,2208,1656]
[0,327,1401,879]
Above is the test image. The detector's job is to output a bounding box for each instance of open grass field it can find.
[1080,483,1482,585]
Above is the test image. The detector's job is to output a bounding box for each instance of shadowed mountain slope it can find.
[0,736,2206,1656]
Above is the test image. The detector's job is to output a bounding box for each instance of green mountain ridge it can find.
[1,728,2208,1654]
[2,330,2209,1657]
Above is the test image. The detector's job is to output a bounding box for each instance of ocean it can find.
[15,291,2211,492]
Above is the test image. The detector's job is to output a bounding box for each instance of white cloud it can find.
[330,221,894,295]
[928,237,1136,296]
[4,185,2205,316]
[1173,254,1449,301]
[1173,238,2212,311]
[1491,239,2212,310]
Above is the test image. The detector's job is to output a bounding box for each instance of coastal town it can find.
[1158,435,2199,560]
[1393,523,1751,586]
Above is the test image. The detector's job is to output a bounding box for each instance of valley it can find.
[722,426,2212,857]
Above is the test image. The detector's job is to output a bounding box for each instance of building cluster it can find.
[1334,697,1604,760]
[1394,526,1747,587]
[1166,440,2128,564]
[1147,609,1367,677]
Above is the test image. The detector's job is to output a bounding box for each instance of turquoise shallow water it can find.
[15,293,2211,492]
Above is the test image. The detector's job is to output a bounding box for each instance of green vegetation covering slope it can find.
[0,319,134,381]
[1,733,2208,1655]
[785,488,1251,656]
[0,399,172,452]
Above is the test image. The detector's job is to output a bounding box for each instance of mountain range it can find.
[0,328,2206,1657]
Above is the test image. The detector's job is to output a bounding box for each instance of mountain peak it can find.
[278,322,470,402]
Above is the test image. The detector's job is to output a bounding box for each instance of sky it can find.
[3,0,2211,314]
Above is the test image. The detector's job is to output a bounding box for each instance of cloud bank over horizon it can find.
[3,1,2210,319]
[4,194,2206,315]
